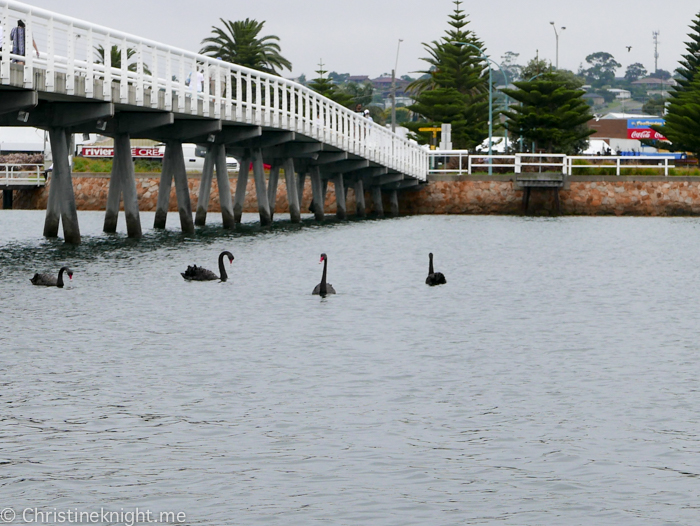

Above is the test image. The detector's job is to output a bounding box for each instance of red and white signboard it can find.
[627,129,667,141]
[79,146,164,158]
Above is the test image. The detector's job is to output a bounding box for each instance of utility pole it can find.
[653,31,660,74]
[391,39,403,133]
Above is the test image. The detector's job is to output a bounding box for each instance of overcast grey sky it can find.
[25,0,700,79]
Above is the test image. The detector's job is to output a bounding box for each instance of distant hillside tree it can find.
[502,51,523,82]
[308,63,354,108]
[625,63,647,82]
[582,52,621,87]
[654,12,700,155]
[404,0,490,150]
[502,71,594,153]
[521,56,552,80]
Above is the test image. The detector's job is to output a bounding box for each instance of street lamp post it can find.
[549,22,566,69]
[456,42,509,174]
[391,39,403,133]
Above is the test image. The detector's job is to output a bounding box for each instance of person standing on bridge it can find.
[10,20,40,65]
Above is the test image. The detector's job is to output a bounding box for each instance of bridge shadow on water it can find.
[0,212,390,274]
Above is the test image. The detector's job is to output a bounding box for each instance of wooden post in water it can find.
[103,133,141,237]
[284,158,301,223]
[170,142,195,234]
[389,189,399,217]
[44,128,81,244]
[252,148,271,225]
[154,144,174,229]
[267,161,281,221]
[354,178,366,217]
[309,166,325,221]
[335,174,346,220]
[215,144,235,229]
[371,186,384,218]
[195,144,217,226]
[233,153,251,224]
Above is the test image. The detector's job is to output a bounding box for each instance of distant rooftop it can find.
[632,77,677,86]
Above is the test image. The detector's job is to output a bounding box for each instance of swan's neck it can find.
[218,253,228,281]
[57,268,66,288]
[321,258,328,293]
[429,255,434,275]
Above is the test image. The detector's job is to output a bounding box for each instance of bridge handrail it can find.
[0,163,45,185]
[0,0,429,180]
[428,152,677,176]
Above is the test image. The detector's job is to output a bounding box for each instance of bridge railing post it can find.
[214,62,221,119]
[203,58,211,117]
[0,4,8,85]
[85,27,94,98]
[135,42,144,106]
[24,13,34,88]
[66,22,75,95]
[149,45,157,108]
[119,37,128,103]
[163,49,171,110]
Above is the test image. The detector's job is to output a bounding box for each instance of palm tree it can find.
[199,18,292,75]
[95,44,151,75]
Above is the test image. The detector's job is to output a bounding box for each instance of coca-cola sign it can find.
[79,146,164,158]
[627,129,667,140]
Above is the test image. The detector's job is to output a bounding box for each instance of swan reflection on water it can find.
[181,250,234,282]
[313,253,336,296]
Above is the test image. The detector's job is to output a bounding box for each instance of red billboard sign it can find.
[79,146,164,158]
[627,129,667,141]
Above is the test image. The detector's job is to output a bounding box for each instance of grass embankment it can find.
[72,158,163,173]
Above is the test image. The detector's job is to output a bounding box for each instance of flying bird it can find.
[626,46,632,52]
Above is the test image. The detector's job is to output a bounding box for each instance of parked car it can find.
[158,144,239,172]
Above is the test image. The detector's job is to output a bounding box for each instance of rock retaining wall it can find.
[11,174,700,216]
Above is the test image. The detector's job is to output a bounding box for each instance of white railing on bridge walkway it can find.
[429,151,678,177]
[0,163,45,185]
[0,0,428,181]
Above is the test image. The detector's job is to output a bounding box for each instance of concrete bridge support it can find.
[284,158,301,223]
[334,175,347,220]
[297,170,307,208]
[153,141,195,234]
[267,161,281,221]
[3,190,13,209]
[389,189,399,217]
[194,144,216,227]
[104,133,142,238]
[44,128,81,244]
[195,143,234,229]
[252,148,271,226]
[233,154,251,224]
[153,143,172,229]
[214,145,235,229]
[310,166,325,221]
[354,178,366,218]
[371,186,384,218]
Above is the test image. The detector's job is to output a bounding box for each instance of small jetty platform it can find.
[515,173,567,214]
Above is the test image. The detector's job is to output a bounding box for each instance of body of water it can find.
[2,211,700,525]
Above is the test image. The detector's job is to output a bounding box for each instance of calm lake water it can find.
[2,211,700,526]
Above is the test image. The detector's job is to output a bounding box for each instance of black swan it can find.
[312,253,336,296]
[31,266,73,287]
[425,253,446,286]
[182,251,234,282]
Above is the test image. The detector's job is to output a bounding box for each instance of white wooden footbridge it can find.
[0,1,429,243]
